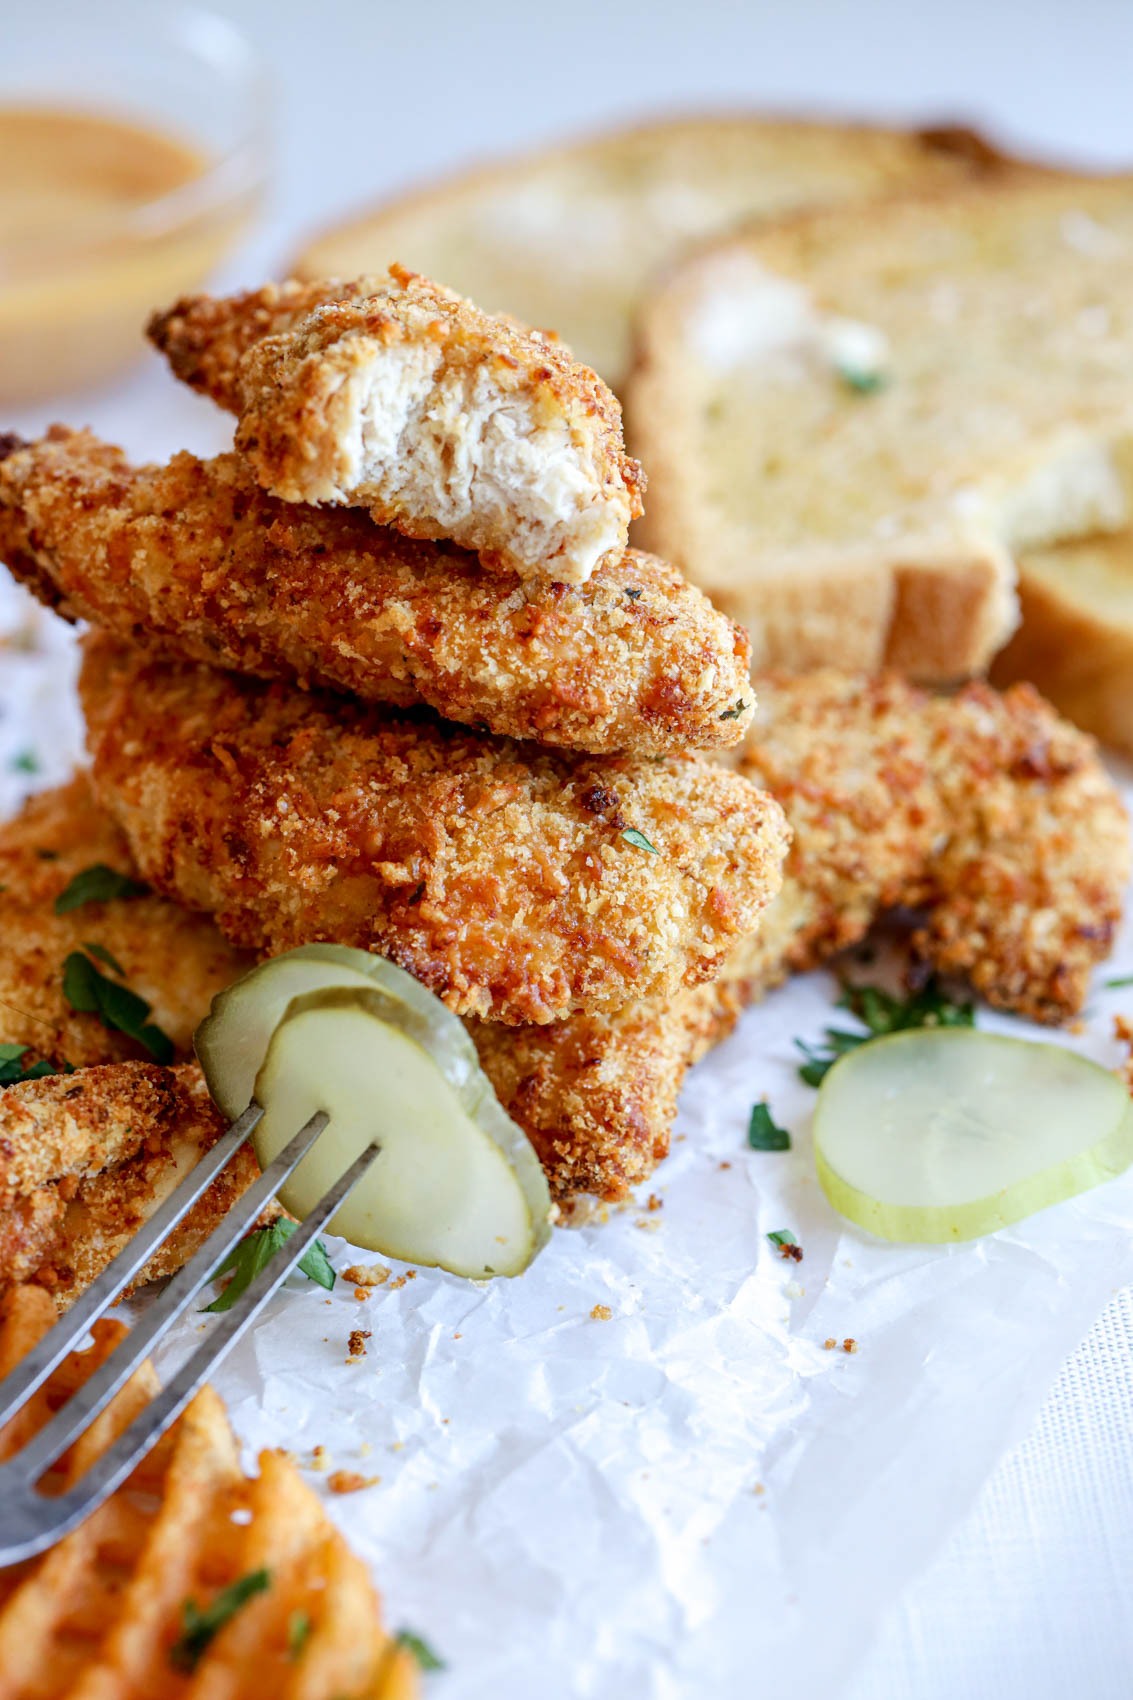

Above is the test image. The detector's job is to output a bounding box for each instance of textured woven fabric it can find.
[850,1286,1133,1699]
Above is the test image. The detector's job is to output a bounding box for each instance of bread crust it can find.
[991,531,1133,757]
[628,170,1133,682]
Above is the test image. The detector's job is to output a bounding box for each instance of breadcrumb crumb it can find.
[344,1263,390,1286]
[327,1470,380,1495]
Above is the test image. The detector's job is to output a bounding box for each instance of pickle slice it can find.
[195,944,411,1121]
[194,947,553,1277]
[814,1028,1133,1243]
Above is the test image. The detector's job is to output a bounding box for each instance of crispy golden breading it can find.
[739,673,1129,1021]
[0,1061,268,1309]
[79,636,789,1026]
[150,267,645,585]
[0,1291,417,1700]
[0,774,252,1067]
[0,428,753,756]
[914,680,1130,1019]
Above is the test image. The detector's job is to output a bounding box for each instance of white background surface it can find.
[8,3,1133,1695]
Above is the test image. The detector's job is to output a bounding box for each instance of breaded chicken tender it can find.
[79,636,790,1027]
[0,428,753,756]
[0,775,252,1067]
[0,1061,267,1310]
[739,673,1129,1021]
[149,267,646,584]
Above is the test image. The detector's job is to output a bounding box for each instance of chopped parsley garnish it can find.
[201,1218,336,1313]
[54,863,149,914]
[719,698,749,721]
[0,1043,62,1088]
[621,827,659,855]
[81,941,126,976]
[838,366,887,396]
[170,1570,271,1671]
[766,1229,801,1262]
[1104,974,1133,989]
[795,976,973,1086]
[748,1103,791,1151]
[287,1609,311,1660]
[395,1629,446,1671]
[9,749,38,774]
[61,948,173,1064]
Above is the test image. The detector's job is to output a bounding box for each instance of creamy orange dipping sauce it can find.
[0,108,247,402]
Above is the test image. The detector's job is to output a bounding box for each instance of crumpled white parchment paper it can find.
[3,573,1132,1699]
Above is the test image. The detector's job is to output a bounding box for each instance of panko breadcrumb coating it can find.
[79,636,790,1027]
[0,1061,268,1310]
[0,428,753,756]
[149,267,646,584]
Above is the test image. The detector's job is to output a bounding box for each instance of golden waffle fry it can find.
[0,1287,420,1698]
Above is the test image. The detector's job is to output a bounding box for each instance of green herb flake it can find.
[748,1103,791,1151]
[61,950,173,1064]
[170,1570,271,1672]
[9,749,38,774]
[621,827,659,855]
[395,1629,446,1672]
[54,863,149,915]
[82,941,127,977]
[718,698,749,722]
[287,1609,312,1660]
[838,366,887,396]
[766,1229,798,1249]
[202,1219,336,1313]
[795,976,973,1087]
[1104,974,1133,989]
[0,1043,63,1088]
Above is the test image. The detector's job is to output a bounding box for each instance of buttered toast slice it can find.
[294,115,1007,386]
[628,174,1133,682]
[991,530,1133,756]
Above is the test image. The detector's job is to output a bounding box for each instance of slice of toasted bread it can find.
[294,115,1007,386]
[991,529,1133,755]
[627,173,1133,682]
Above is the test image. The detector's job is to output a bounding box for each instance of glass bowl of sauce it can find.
[0,2,268,403]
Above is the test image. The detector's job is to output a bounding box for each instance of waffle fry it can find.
[0,1287,419,1698]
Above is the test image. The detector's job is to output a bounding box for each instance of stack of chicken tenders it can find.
[0,266,1127,1292]
[0,267,797,1221]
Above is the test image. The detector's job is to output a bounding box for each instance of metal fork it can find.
[0,1103,380,1565]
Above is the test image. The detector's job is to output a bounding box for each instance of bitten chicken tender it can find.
[0,1061,267,1309]
[149,267,646,585]
[0,428,753,756]
[79,636,790,1027]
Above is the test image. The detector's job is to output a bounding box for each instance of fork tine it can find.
[6,1106,331,1482]
[0,1138,381,1566]
[0,1100,265,1433]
